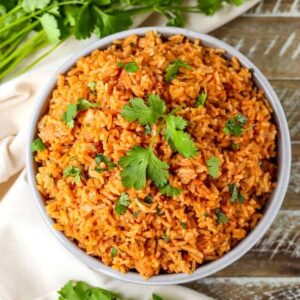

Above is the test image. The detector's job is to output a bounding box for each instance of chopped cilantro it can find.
[207,156,219,179]
[143,196,153,204]
[195,92,207,107]
[180,221,187,229]
[133,210,139,218]
[31,137,46,152]
[228,184,245,203]
[95,167,106,173]
[216,209,228,224]
[117,61,124,67]
[111,247,117,257]
[63,166,81,183]
[114,193,130,215]
[95,153,116,170]
[121,94,166,126]
[164,59,192,82]
[231,143,239,150]
[223,113,248,136]
[123,61,139,73]
[204,212,209,217]
[163,232,169,243]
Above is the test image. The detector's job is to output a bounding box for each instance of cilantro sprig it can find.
[164,60,192,81]
[120,94,197,194]
[63,166,82,183]
[0,0,244,80]
[31,137,46,152]
[228,183,245,203]
[207,156,219,179]
[115,193,130,215]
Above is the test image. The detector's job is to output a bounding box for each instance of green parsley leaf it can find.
[143,196,153,204]
[95,153,116,169]
[164,115,197,158]
[180,221,187,229]
[207,156,219,179]
[114,193,130,215]
[119,147,169,190]
[39,13,60,43]
[58,280,117,300]
[195,92,207,107]
[159,184,181,197]
[31,138,46,152]
[124,61,139,73]
[88,81,96,92]
[153,293,164,300]
[164,59,192,82]
[61,103,78,128]
[74,3,96,39]
[223,113,248,136]
[63,166,81,183]
[111,247,117,257]
[216,209,228,224]
[228,184,245,203]
[163,232,169,243]
[122,94,166,126]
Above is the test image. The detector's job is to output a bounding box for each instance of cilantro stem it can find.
[150,122,163,149]
[0,4,22,23]
[0,21,39,49]
[0,1,82,35]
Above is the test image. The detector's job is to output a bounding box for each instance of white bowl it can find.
[26,27,291,285]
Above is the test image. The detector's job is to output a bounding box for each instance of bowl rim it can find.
[26,26,291,285]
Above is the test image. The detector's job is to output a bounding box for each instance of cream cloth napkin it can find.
[0,1,261,299]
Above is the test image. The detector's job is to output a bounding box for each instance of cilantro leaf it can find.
[163,232,169,243]
[207,156,219,179]
[164,115,197,158]
[63,166,81,183]
[62,99,99,128]
[147,149,169,188]
[216,209,228,224]
[159,184,181,197]
[62,103,78,128]
[228,184,245,203]
[121,94,166,126]
[22,0,50,12]
[58,280,117,300]
[74,3,96,39]
[39,13,60,43]
[231,143,239,150]
[31,138,46,152]
[111,247,117,257]
[195,92,207,107]
[143,196,153,204]
[94,9,132,37]
[124,61,139,73]
[180,221,187,229]
[223,113,248,136]
[144,124,152,134]
[153,293,164,300]
[95,153,116,169]
[115,192,130,215]
[119,147,169,190]
[164,59,192,82]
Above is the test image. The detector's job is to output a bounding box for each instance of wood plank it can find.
[246,0,300,17]
[211,17,300,79]
[212,210,300,277]
[185,277,300,300]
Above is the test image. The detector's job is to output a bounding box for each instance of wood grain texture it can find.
[211,18,300,79]
[187,0,300,298]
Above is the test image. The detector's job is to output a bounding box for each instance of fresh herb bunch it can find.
[0,0,244,80]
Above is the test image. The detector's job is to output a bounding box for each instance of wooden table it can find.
[183,0,300,298]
